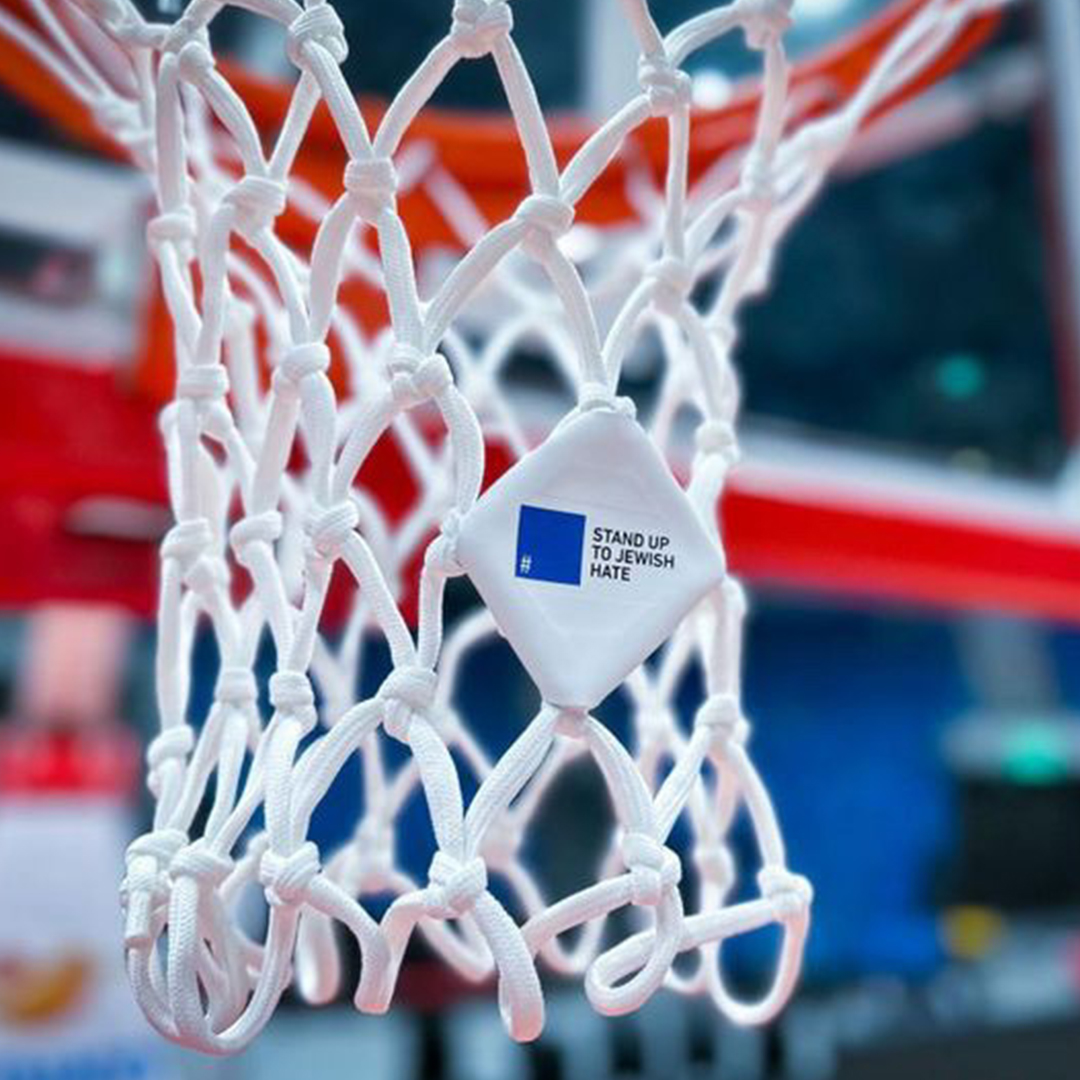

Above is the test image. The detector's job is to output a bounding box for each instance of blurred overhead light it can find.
[692,69,732,109]
[794,0,852,20]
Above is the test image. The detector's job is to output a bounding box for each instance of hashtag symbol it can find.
[519,554,532,575]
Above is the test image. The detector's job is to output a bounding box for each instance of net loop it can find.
[695,693,749,750]
[578,380,636,419]
[126,827,188,869]
[740,148,778,214]
[169,839,234,890]
[693,842,736,889]
[121,827,188,945]
[147,208,197,260]
[162,10,209,56]
[637,54,692,117]
[695,419,740,465]
[260,841,321,907]
[426,851,489,918]
[450,0,514,60]
[286,3,348,68]
[269,670,318,732]
[379,666,439,741]
[425,509,465,578]
[758,866,814,918]
[742,0,795,49]
[107,12,167,51]
[480,818,522,868]
[273,341,331,396]
[343,156,398,221]
[646,256,694,317]
[621,832,682,907]
[230,510,283,563]
[216,666,258,706]
[305,499,359,563]
[177,363,230,402]
[224,175,288,239]
[146,725,194,775]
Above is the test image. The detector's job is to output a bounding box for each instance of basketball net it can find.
[7,0,1005,1052]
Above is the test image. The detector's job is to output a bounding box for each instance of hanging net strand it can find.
[4,0,1007,1052]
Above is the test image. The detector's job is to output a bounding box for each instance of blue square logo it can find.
[515,505,585,586]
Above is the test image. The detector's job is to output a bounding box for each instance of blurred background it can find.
[2,0,1080,1077]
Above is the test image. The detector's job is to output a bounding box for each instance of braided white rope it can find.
[13,0,1007,1052]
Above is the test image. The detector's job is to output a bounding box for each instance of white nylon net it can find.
[10,0,1003,1052]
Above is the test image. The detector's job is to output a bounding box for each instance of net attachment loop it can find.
[287,4,348,68]
[451,0,514,60]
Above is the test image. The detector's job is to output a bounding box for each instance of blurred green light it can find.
[1003,724,1069,785]
[936,353,985,401]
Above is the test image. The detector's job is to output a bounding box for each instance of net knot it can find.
[621,832,682,907]
[269,670,317,732]
[786,113,858,171]
[578,380,636,419]
[111,16,167,51]
[343,156,398,221]
[451,0,513,59]
[354,818,395,883]
[176,39,214,81]
[480,818,522,868]
[379,666,438,742]
[286,3,348,67]
[740,148,778,213]
[169,839,233,890]
[146,725,194,775]
[638,54,692,116]
[695,693,749,748]
[147,207,196,259]
[424,509,464,577]
[126,828,188,870]
[389,352,453,409]
[646,256,693,317]
[305,499,359,563]
[230,511,283,563]
[162,11,209,56]
[515,193,574,255]
[695,419,740,465]
[176,363,230,402]
[426,851,488,917]
[161,518,213,567]
[260,842,321,907]
[758,866,813,917]
[273,341,331,396]
[741,0,794,49]
[216,666,258,706]
[693,842,735,889]
[122,828,187,946]
[184,552,228,598]
[224,175,288,239]
[637,704,671,743]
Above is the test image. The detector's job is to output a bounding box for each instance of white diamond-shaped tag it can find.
[455,409,723,709]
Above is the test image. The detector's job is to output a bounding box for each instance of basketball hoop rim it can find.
[0,0,1002,191]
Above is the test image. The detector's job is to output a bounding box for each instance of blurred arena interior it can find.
[2,0,1080,1078]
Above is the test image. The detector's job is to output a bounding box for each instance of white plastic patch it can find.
[456,408,723,708]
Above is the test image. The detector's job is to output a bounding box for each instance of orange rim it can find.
[0,0,1003,402]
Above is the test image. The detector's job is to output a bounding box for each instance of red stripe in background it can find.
[4,352,1080,626]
